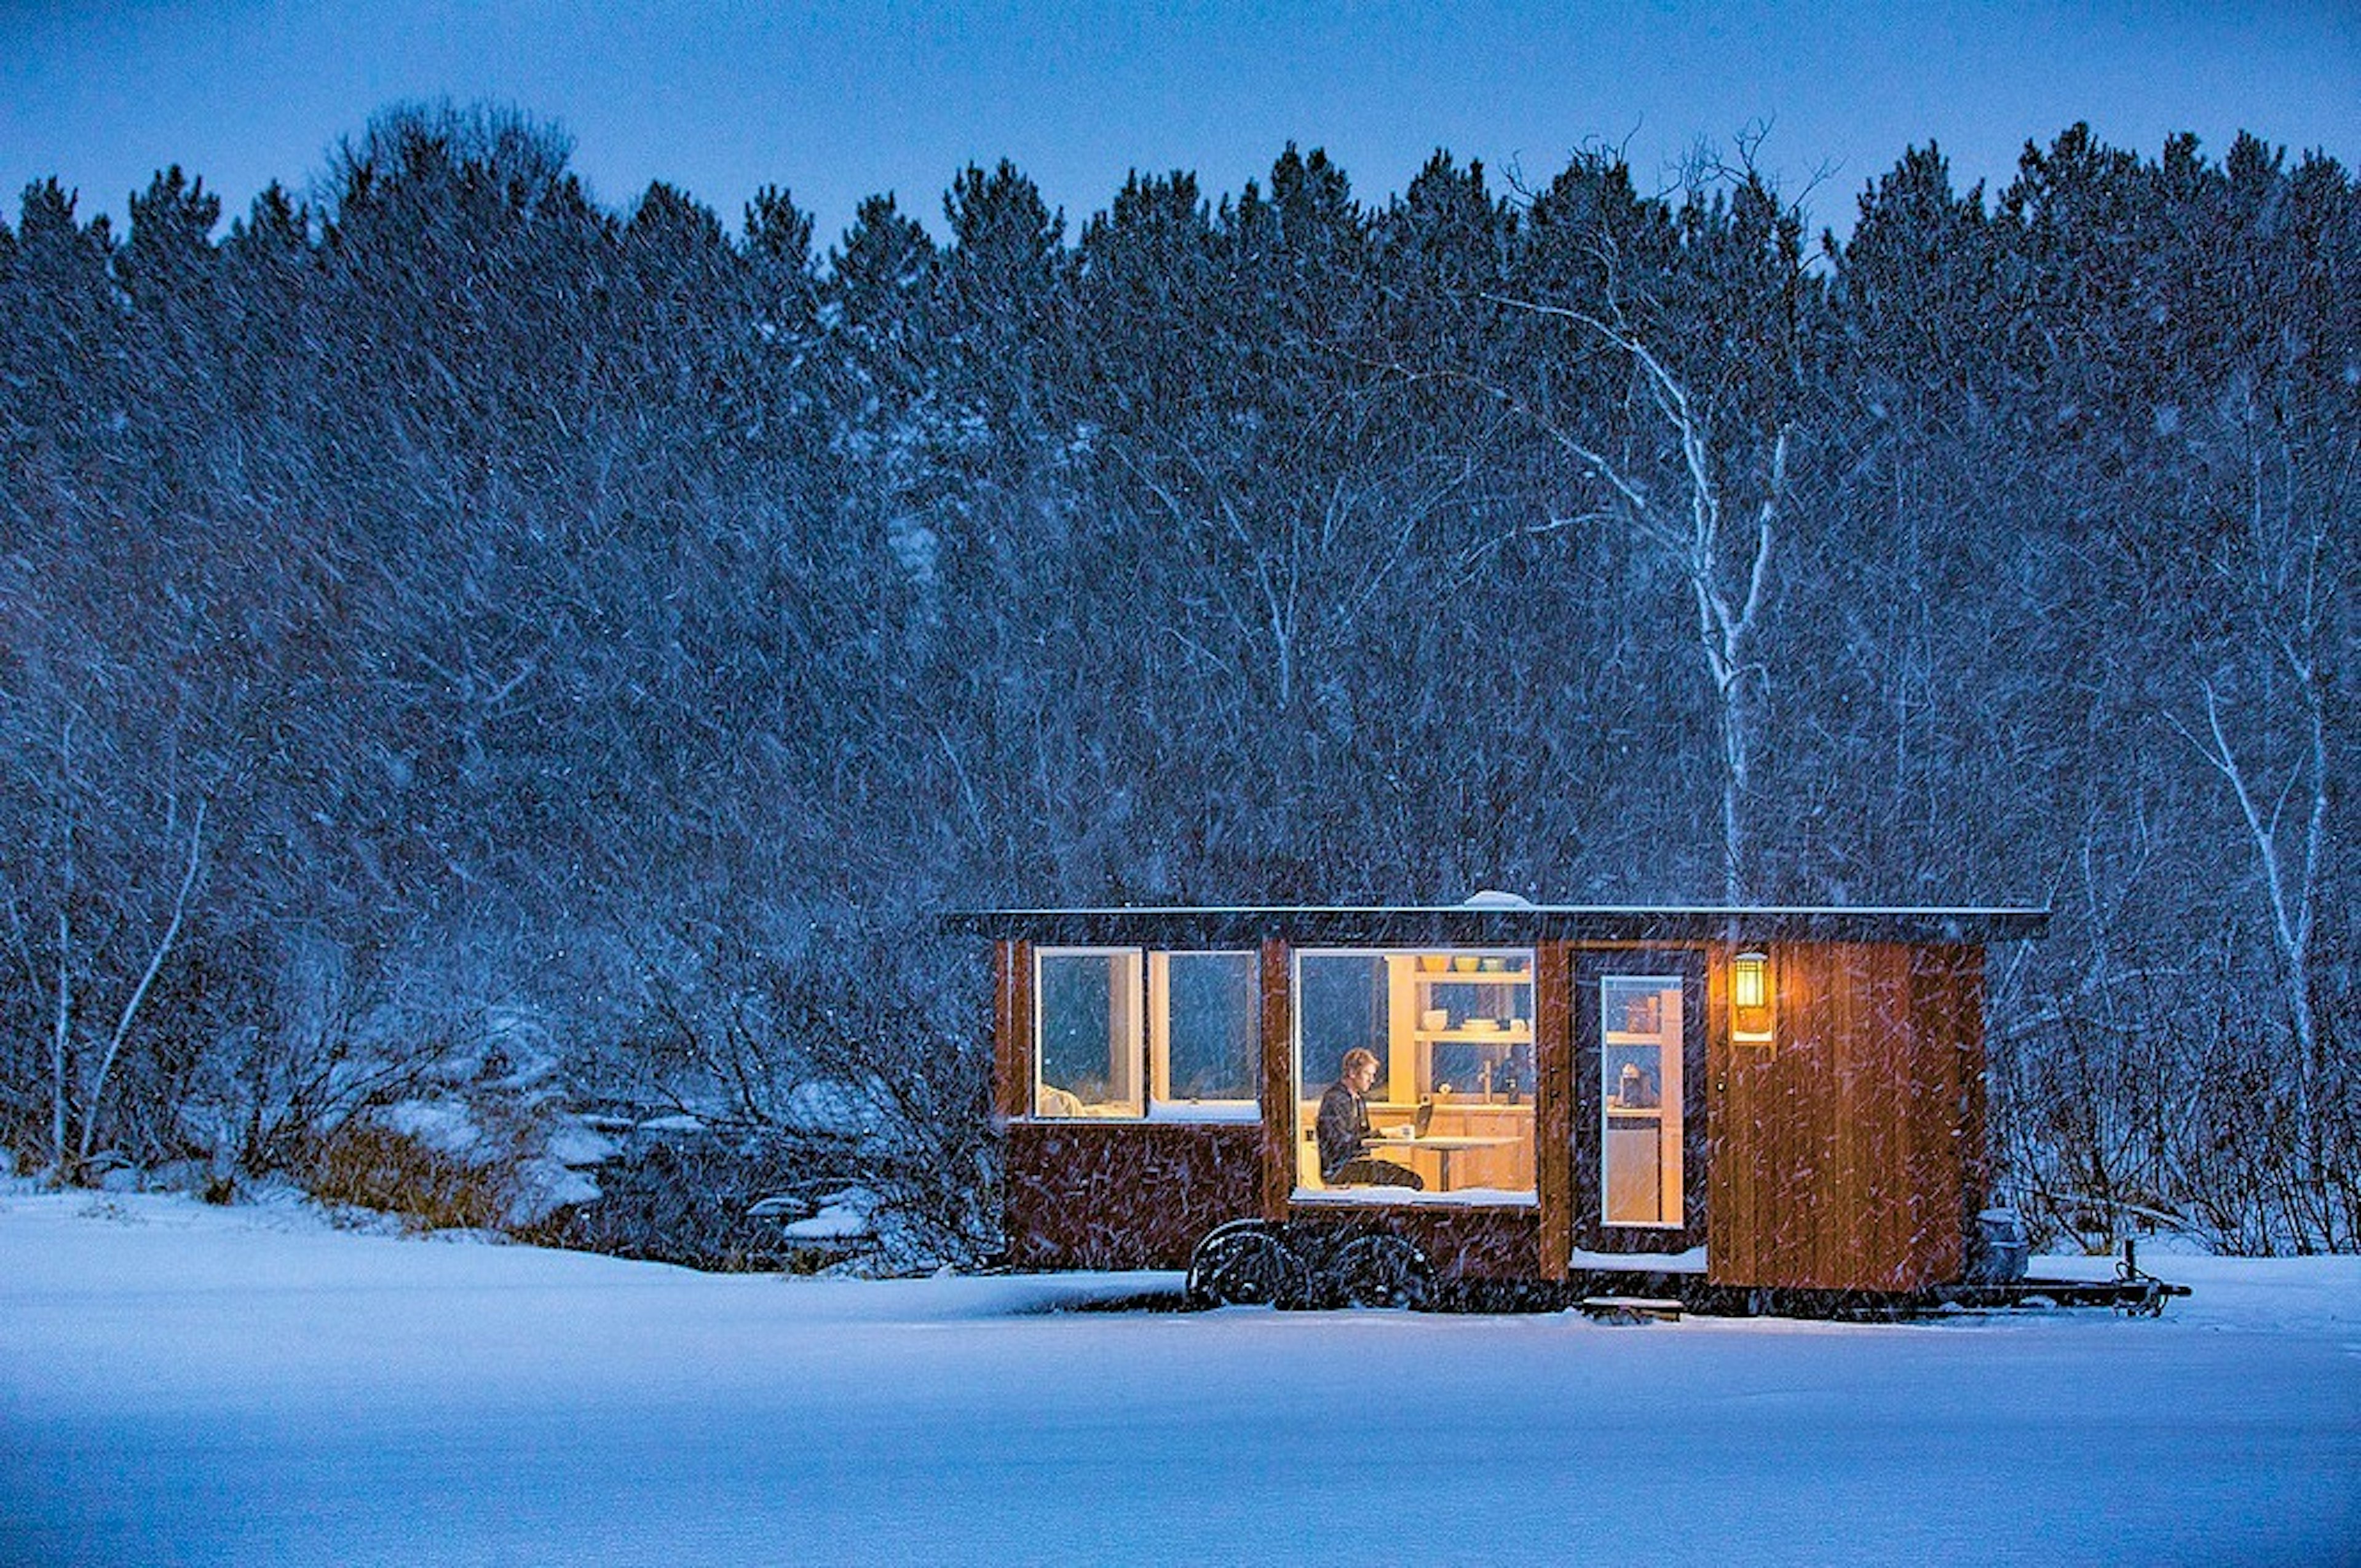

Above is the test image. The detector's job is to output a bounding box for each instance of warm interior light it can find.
[1732,950,1774,1043]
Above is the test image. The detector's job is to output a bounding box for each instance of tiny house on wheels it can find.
[950,898,2183,1315]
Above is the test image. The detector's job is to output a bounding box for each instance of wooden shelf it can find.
[1604,1103,1665,1119]
[1603,1029,1674,1047]
[1415,1028,1532,1043]
[1414,970,1532,984]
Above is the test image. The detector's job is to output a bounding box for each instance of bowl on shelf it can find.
[1479,956,1506,972]
[1452,955,1480,973]
[1418,954,1447,973]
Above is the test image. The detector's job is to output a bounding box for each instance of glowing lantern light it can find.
[1733,949,1774,1044]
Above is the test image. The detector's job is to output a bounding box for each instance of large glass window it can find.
[1150,952,1259,1107]
[1297,952,1396,1101]
[1294,949,1536,1202]
[1600,975,1684,1227]
[1034,948,1258,1120]
[1036,949,1142,1117]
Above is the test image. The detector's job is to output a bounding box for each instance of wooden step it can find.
[1577,1295,1683,1323]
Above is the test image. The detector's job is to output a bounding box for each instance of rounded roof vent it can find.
[1461,889,1535,909]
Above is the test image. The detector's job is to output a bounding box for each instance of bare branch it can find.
[79,798,208,1164]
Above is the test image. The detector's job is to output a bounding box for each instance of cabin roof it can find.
[941,903,2050,945]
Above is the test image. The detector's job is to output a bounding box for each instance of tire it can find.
[1327,1233,1434,1310]
[1187,1222,1308,1309]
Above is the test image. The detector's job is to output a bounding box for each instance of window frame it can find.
[1145,949,1262,1120]
[1597,972,1687,1230]
[1029,945,1261,1123]
[1291,946,1540,1205]
[1032,946,1145,1120]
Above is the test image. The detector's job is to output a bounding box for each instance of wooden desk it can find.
[1364,1134,1517,1192]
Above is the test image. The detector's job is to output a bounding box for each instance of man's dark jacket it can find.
[1315,1080,1369,1182]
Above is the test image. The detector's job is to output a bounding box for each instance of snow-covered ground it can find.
[3,1187,2355,1567]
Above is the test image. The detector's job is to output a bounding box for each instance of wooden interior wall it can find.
[1707,942,1979,1293]
[990,938,1031,1124]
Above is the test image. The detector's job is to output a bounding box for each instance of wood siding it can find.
[1286,1204,1544,1282]
[1258,938,1294,1221]
[1003,1122,1263,1270]
[1707,942,1984,1292]
[1916,947,1988,1256]
[990,938,1032,1124]
[991,929,1990,1293]
[1535,940,1574,1277]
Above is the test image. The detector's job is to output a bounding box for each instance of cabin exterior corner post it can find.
[1258,936,1294,1221]
[991,938,1031,1125]
[1535,938,1575,1277]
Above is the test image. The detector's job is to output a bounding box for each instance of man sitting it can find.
[1316,1048,1424,1189]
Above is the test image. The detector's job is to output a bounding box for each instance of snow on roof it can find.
[943,902,2050,943]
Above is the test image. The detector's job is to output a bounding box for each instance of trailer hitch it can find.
[2112,1237,2189,1318]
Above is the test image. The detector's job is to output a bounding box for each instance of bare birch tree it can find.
[1473,156,1812,902]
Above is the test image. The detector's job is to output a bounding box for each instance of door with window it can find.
[1570,950,1707,1254]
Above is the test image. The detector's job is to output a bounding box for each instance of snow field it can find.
[2,1188,2355,1567]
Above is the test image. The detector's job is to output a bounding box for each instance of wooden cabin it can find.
[949,902,2039,1303]
[952,899,2049,1307]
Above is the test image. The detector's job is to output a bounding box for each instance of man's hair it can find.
[1340,1047,1378,1077]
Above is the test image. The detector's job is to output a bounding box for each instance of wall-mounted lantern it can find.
[1732,949,1775,1045]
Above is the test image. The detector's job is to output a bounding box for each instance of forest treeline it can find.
[1,105,2351,1258]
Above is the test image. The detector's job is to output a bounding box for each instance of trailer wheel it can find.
[1187,1222,1307,1309]
[1328,1233,1434,1310]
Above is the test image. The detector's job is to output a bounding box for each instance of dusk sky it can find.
[4,1,2356,247]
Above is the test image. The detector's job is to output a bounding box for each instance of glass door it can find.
[1599,975,1683,1227]
[1570,951,1705,1253]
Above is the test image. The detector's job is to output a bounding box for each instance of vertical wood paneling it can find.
[1837,945,1870,1285]
[1955,948,1989,1241]
[1797,942,1841,1287]
[1535,939,1573,1277]
[990,938,1031,1124]
[1902,947,1953,1281]
[1862,945,1910,1283]
[1707,940,1777,1288]
[1005,1122,1262,1269]
[1258,938,1294,1221]
[1709,941,1979,1293]
[1912,944,1987,1261]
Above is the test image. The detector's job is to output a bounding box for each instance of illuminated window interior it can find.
[1600,974,1684,1227]
[1292,949,1537,1201]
